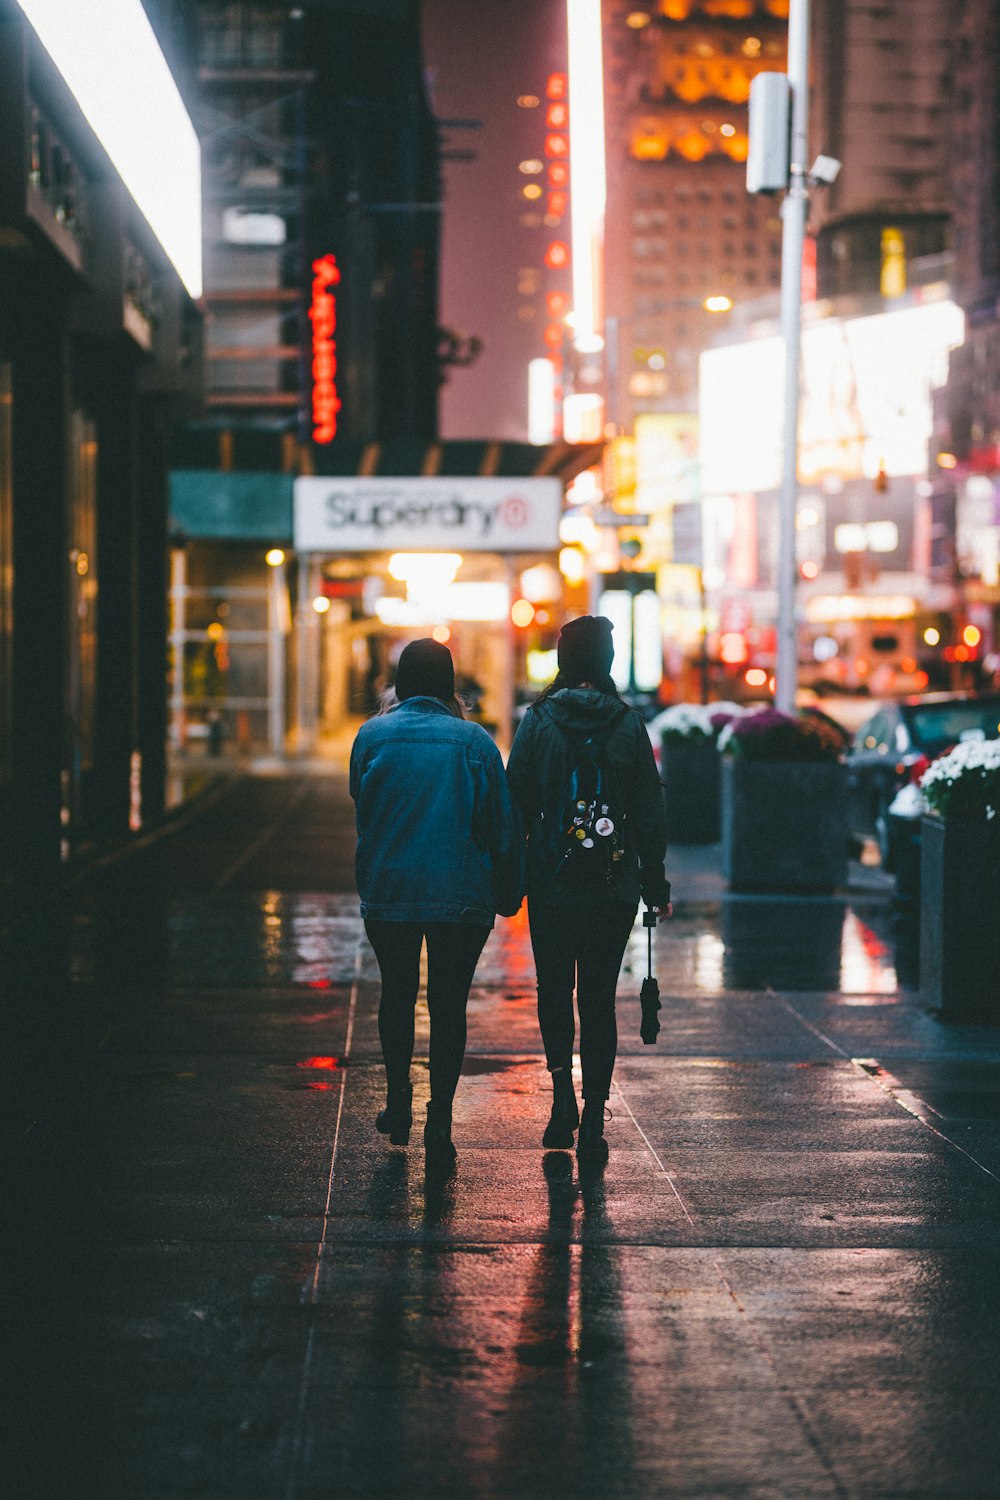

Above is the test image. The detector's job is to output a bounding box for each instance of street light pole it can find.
[774,0,810,715]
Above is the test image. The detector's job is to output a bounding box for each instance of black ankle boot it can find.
[376,1083,413,1145]
[424,1100,456,1166]
[576,1101,609,1164]
[542,1065,579,1149]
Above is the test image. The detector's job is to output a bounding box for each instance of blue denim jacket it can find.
[349,697,524,925]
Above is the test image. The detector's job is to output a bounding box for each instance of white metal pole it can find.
[268,559,287,758]
[294,553,308,755]
[775,0,810,716]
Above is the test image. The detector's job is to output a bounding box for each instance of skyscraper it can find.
[602,0,788,429]
[809,0,956,298]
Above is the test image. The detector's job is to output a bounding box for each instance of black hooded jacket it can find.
[506,687,670,911]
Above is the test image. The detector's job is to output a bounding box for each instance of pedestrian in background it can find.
[506,616,671,1163]
[350,638,523,1165]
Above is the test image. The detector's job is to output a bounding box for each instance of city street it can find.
[6,765,1000,1498]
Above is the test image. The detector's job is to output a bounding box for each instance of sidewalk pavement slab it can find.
[5,768,1000,1499]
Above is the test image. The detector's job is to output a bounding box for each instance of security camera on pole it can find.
[746,1,839,715]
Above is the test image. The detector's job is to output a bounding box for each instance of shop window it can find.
[65,413,98,834]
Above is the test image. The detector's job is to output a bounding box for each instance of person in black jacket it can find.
[506,616,671,1162]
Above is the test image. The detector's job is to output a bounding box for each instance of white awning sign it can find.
[293,476,562,553]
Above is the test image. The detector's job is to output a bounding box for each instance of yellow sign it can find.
[880,227,906,299]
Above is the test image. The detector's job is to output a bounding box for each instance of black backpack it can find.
[542,703,629,895]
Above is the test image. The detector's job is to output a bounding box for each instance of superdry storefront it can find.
[168,440,600,755]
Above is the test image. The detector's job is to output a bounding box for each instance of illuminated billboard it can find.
[17,0,202,297]
[700,297,964,496]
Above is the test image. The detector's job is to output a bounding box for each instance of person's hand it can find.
[650,904,673,922]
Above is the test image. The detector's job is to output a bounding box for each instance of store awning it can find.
[171,431,603,484]
[169,436,605,542]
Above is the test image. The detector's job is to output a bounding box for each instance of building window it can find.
[28,103,85,237]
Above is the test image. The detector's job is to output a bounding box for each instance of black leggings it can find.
[528,901,637,1103]
[364,920,491,1108]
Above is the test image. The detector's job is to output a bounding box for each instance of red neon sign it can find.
[309,253,341,443]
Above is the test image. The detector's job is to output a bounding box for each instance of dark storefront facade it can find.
[0,1,202,899]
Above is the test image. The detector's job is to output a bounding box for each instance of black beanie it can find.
[394,638,456,703]
[556,614,615,681]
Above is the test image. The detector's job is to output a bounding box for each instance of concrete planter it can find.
[919,814,1000,1020]
[722,757,848,893]
[661,738,721,844]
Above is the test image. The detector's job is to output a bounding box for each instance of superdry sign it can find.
[293,477,562,552]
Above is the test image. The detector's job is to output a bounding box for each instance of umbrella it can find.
[640,909,661,1045]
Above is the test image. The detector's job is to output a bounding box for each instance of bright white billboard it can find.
[18,0,202,297]
[700,297,964,495]
[294,476,563,553]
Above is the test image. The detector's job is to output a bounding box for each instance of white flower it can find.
[920,738,1000,790]
[649,703,715,741]
[919,736,1000,819]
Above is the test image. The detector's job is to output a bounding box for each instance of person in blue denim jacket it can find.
[350,638,523,1164]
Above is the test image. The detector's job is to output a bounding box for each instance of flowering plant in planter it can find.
[717,707,843,763]
[653,701,746,745]
[919,738,1000,820]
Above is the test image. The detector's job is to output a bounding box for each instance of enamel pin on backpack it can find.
[544,703,629,896]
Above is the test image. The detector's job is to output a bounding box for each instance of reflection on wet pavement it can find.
[119,889,907,999]
[10,772,1000,1500]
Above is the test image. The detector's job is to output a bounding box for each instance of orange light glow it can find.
[800,560,820,580]
[546,102,569,128]
[745,668,767,687]
[544,240,570,269]
[900,656,917,673]
[511,598,535,628]
[913,671,929,689]
[963,624,982,648]
[954,644,971,662]
[432,624,451,644]
[296,1056,339,1070]
[855,658,869,675]
[547,190,569,217]
[547,71,568,100]
[546,290,570,315]
[720,631,748,665]
[548,160,570,187]
[545,132,569,157]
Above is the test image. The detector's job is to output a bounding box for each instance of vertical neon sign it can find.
[309,254,341,443]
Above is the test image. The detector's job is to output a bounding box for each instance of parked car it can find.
[846,692,1000,863]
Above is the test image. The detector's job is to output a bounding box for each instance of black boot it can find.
[424,1100,456,1166]
[576,1101,609,1164]
[376,1082,413,1146]
[542,1064,580,1149]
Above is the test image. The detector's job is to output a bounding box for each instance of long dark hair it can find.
[375,687,466,718]
[532,669,623,707]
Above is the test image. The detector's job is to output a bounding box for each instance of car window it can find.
[856,711,893,755]
[907,700,1000,752]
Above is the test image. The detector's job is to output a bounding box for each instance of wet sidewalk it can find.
[5,769,1000,1498]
